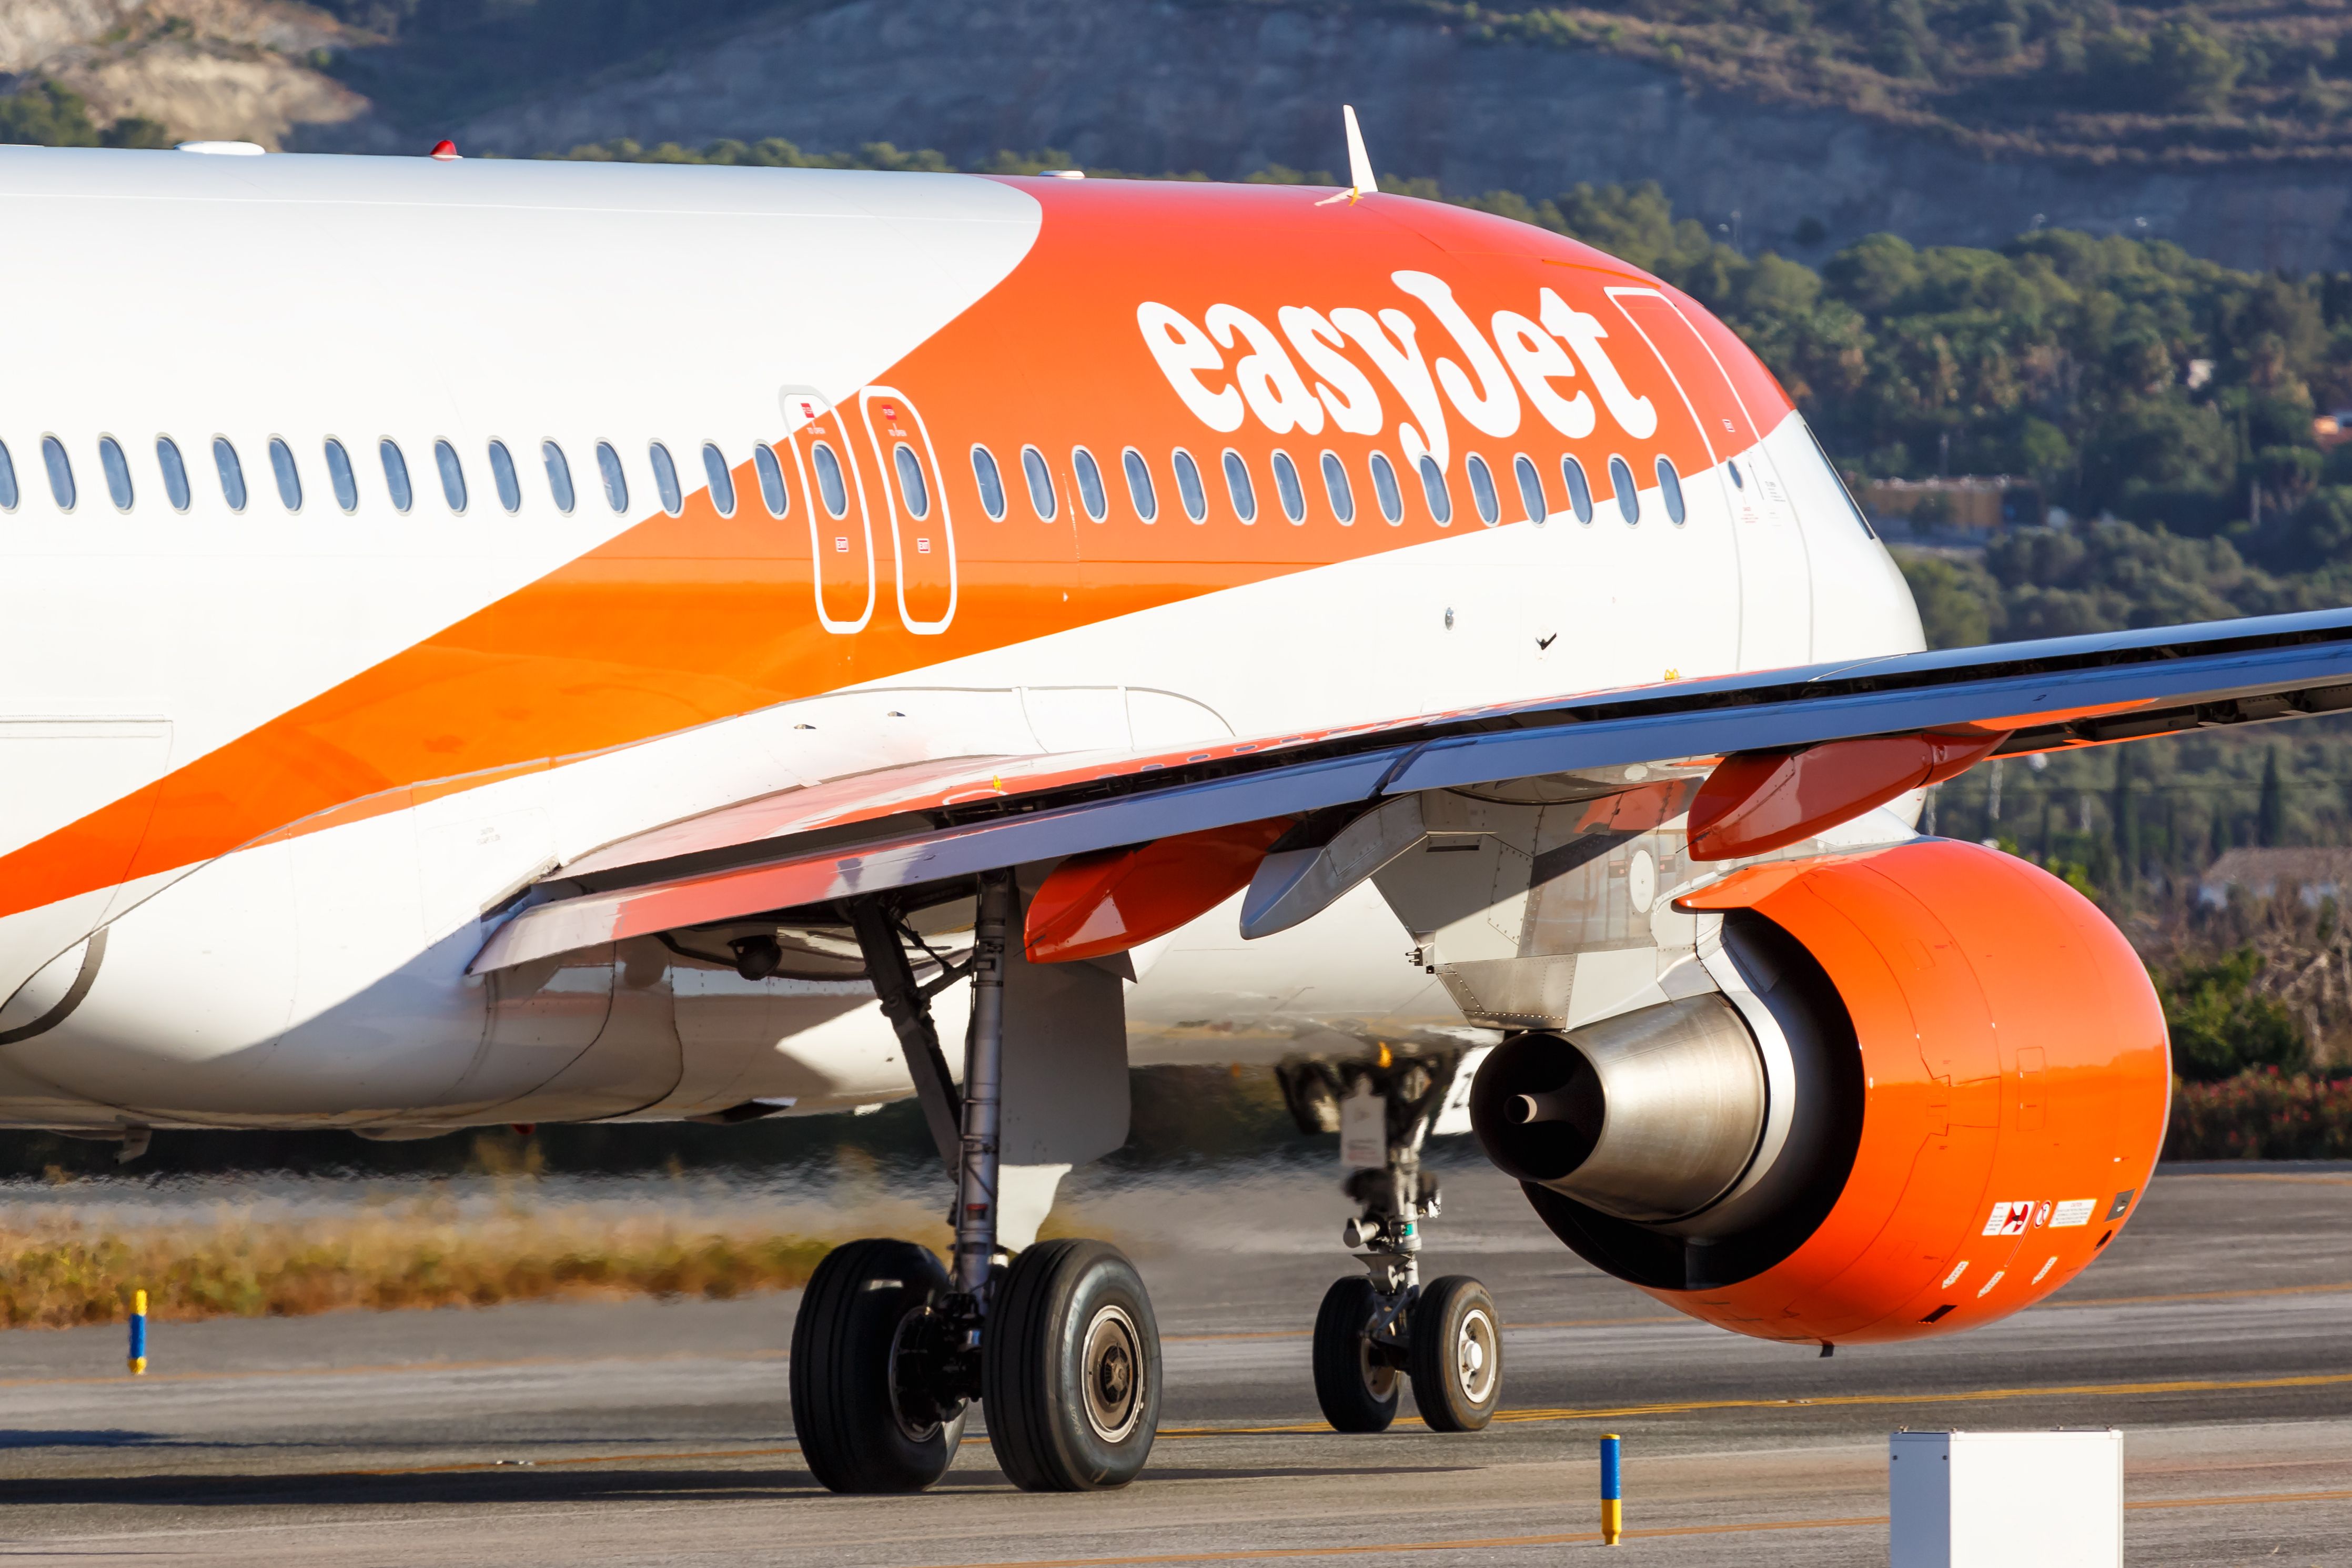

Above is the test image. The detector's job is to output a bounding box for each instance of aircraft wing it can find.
[472,606,2352,974]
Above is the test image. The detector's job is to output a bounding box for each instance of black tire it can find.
[983,1238,1161,1491]
[789,1238,966,1493]
[1407,1274,1503,1432]
[1312,1276,1401,1433]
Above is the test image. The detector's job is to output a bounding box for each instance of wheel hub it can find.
[1453,1305,1499,1404]
[1081,1303,1146,1443]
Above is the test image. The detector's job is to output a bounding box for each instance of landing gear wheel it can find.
[983,1238,1162,1491]
[789,1238,966,1493]
[1313,1276,1401,1432]
[1408,1274,1502,1432]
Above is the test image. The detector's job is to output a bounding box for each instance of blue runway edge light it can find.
[1600,1432,1622,1544]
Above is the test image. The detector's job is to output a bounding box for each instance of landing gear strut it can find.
[1286,1052,1503,1434]
[790,871,1162,1493]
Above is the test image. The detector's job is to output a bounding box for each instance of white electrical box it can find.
[1890,1429,2122,1568]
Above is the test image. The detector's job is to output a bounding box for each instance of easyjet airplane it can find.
[4,117,2350,1496]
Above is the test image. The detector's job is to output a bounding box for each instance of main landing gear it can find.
[789,871,1162,1493]
[1284,1053,1503,1434]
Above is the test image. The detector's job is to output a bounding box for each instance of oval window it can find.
[1271,450,1306,523]
[0,439,16,511]
[1369,452,1404,524]
[213,438,245,512]
[1122,448,1156,522]
[1466,453,1499,526]
[1608,454,1640,524]
[156,437,189,512]
[596,441,628,513]
[1320,451,1355,524]
[1072,447,1107,522]
[489,440,522,513]
[971,444,1005,520]
[895,443,931,520]
[753,444,786,517]
[268,438,301,511]
[324,438,358,513]
[1416,454,1452,525]
[1657,456,1687,525]
[379,439,410,513]
[812,441,849,518]
[701,442,736,518]
[98,436,133,511]
[1561,455,1594,524]
[1222,449,1257,523]
[1172,448,1207,522]
[543,441,576,514]
[42,436,75,511]
[1513,454,1546,522]
[435,439,467,513]
[1021,445,1056,520]
[649,442,683,517]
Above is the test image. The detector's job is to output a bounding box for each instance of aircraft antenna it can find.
[1316,105,1378,206]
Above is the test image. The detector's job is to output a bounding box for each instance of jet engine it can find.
[1469,838,2170,1345]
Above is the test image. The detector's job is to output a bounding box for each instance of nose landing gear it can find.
[1291,1053,1504,1434]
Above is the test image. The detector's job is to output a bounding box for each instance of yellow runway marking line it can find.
[0,1346,788,1392]
[904,1485,2352,1568]
[1167,1314,1676,1343]
[2176,1171,2352,1185]
[340,1444,804,1478]
[1161,1368,2352,1438]
[2054,1279,2352,1309]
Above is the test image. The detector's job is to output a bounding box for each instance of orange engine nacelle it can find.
[1469,839,2170,1346]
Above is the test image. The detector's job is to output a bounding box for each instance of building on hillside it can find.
[2198,847,2352,908]
[1859,476,2044,537]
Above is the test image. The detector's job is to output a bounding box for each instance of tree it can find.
[2157,948,2305,1080]
[2259,746,2287,846]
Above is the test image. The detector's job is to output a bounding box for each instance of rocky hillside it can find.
[15,0,2352,271]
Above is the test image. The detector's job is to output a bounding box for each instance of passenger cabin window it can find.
[1021,444,1056,520]
[596,441,628,513]
[1222,449,1256,522]
[268,437,301,512]
[1321,451,1355,524]
[1271,450,1306,524]
[894,443,931,519]
[649,442,683,517]
[489,440,522,514]
[380,439,412,513]
[214,438,245,512]
[812,441,849,517]
[0,439,16,511]
[324,439,358,513]
[971,444,1005,520]
[753,444,786,518]
[1122,447,1156,521]
[156,437,189,512]
[1561,455,1594,524]
[1513,454,1546,522]
[1369,452,1404,524]
[1656,456,1686,525]
[1466,453,1500,526]
[543,441,576,514]
[1172,448,1207,522]
[435,439,467,513]
[702,443,736,518]
[1608,455,1639,524]
[1072,446,1107,522]
[1728,458,1745,490]
[1416,455,1452,525]
[42,436,74,511]
[98,436,133,511]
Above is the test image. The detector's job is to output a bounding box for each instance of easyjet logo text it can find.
[1136,272,1658,471]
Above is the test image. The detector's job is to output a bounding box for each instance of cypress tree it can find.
[2259,747,2286,847]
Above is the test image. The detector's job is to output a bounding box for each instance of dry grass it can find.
[0,1188,843,1331]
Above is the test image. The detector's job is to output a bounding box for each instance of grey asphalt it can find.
[3,1160,2352,1565]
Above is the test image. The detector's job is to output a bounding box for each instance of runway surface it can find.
[4,1158,2352,1565]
